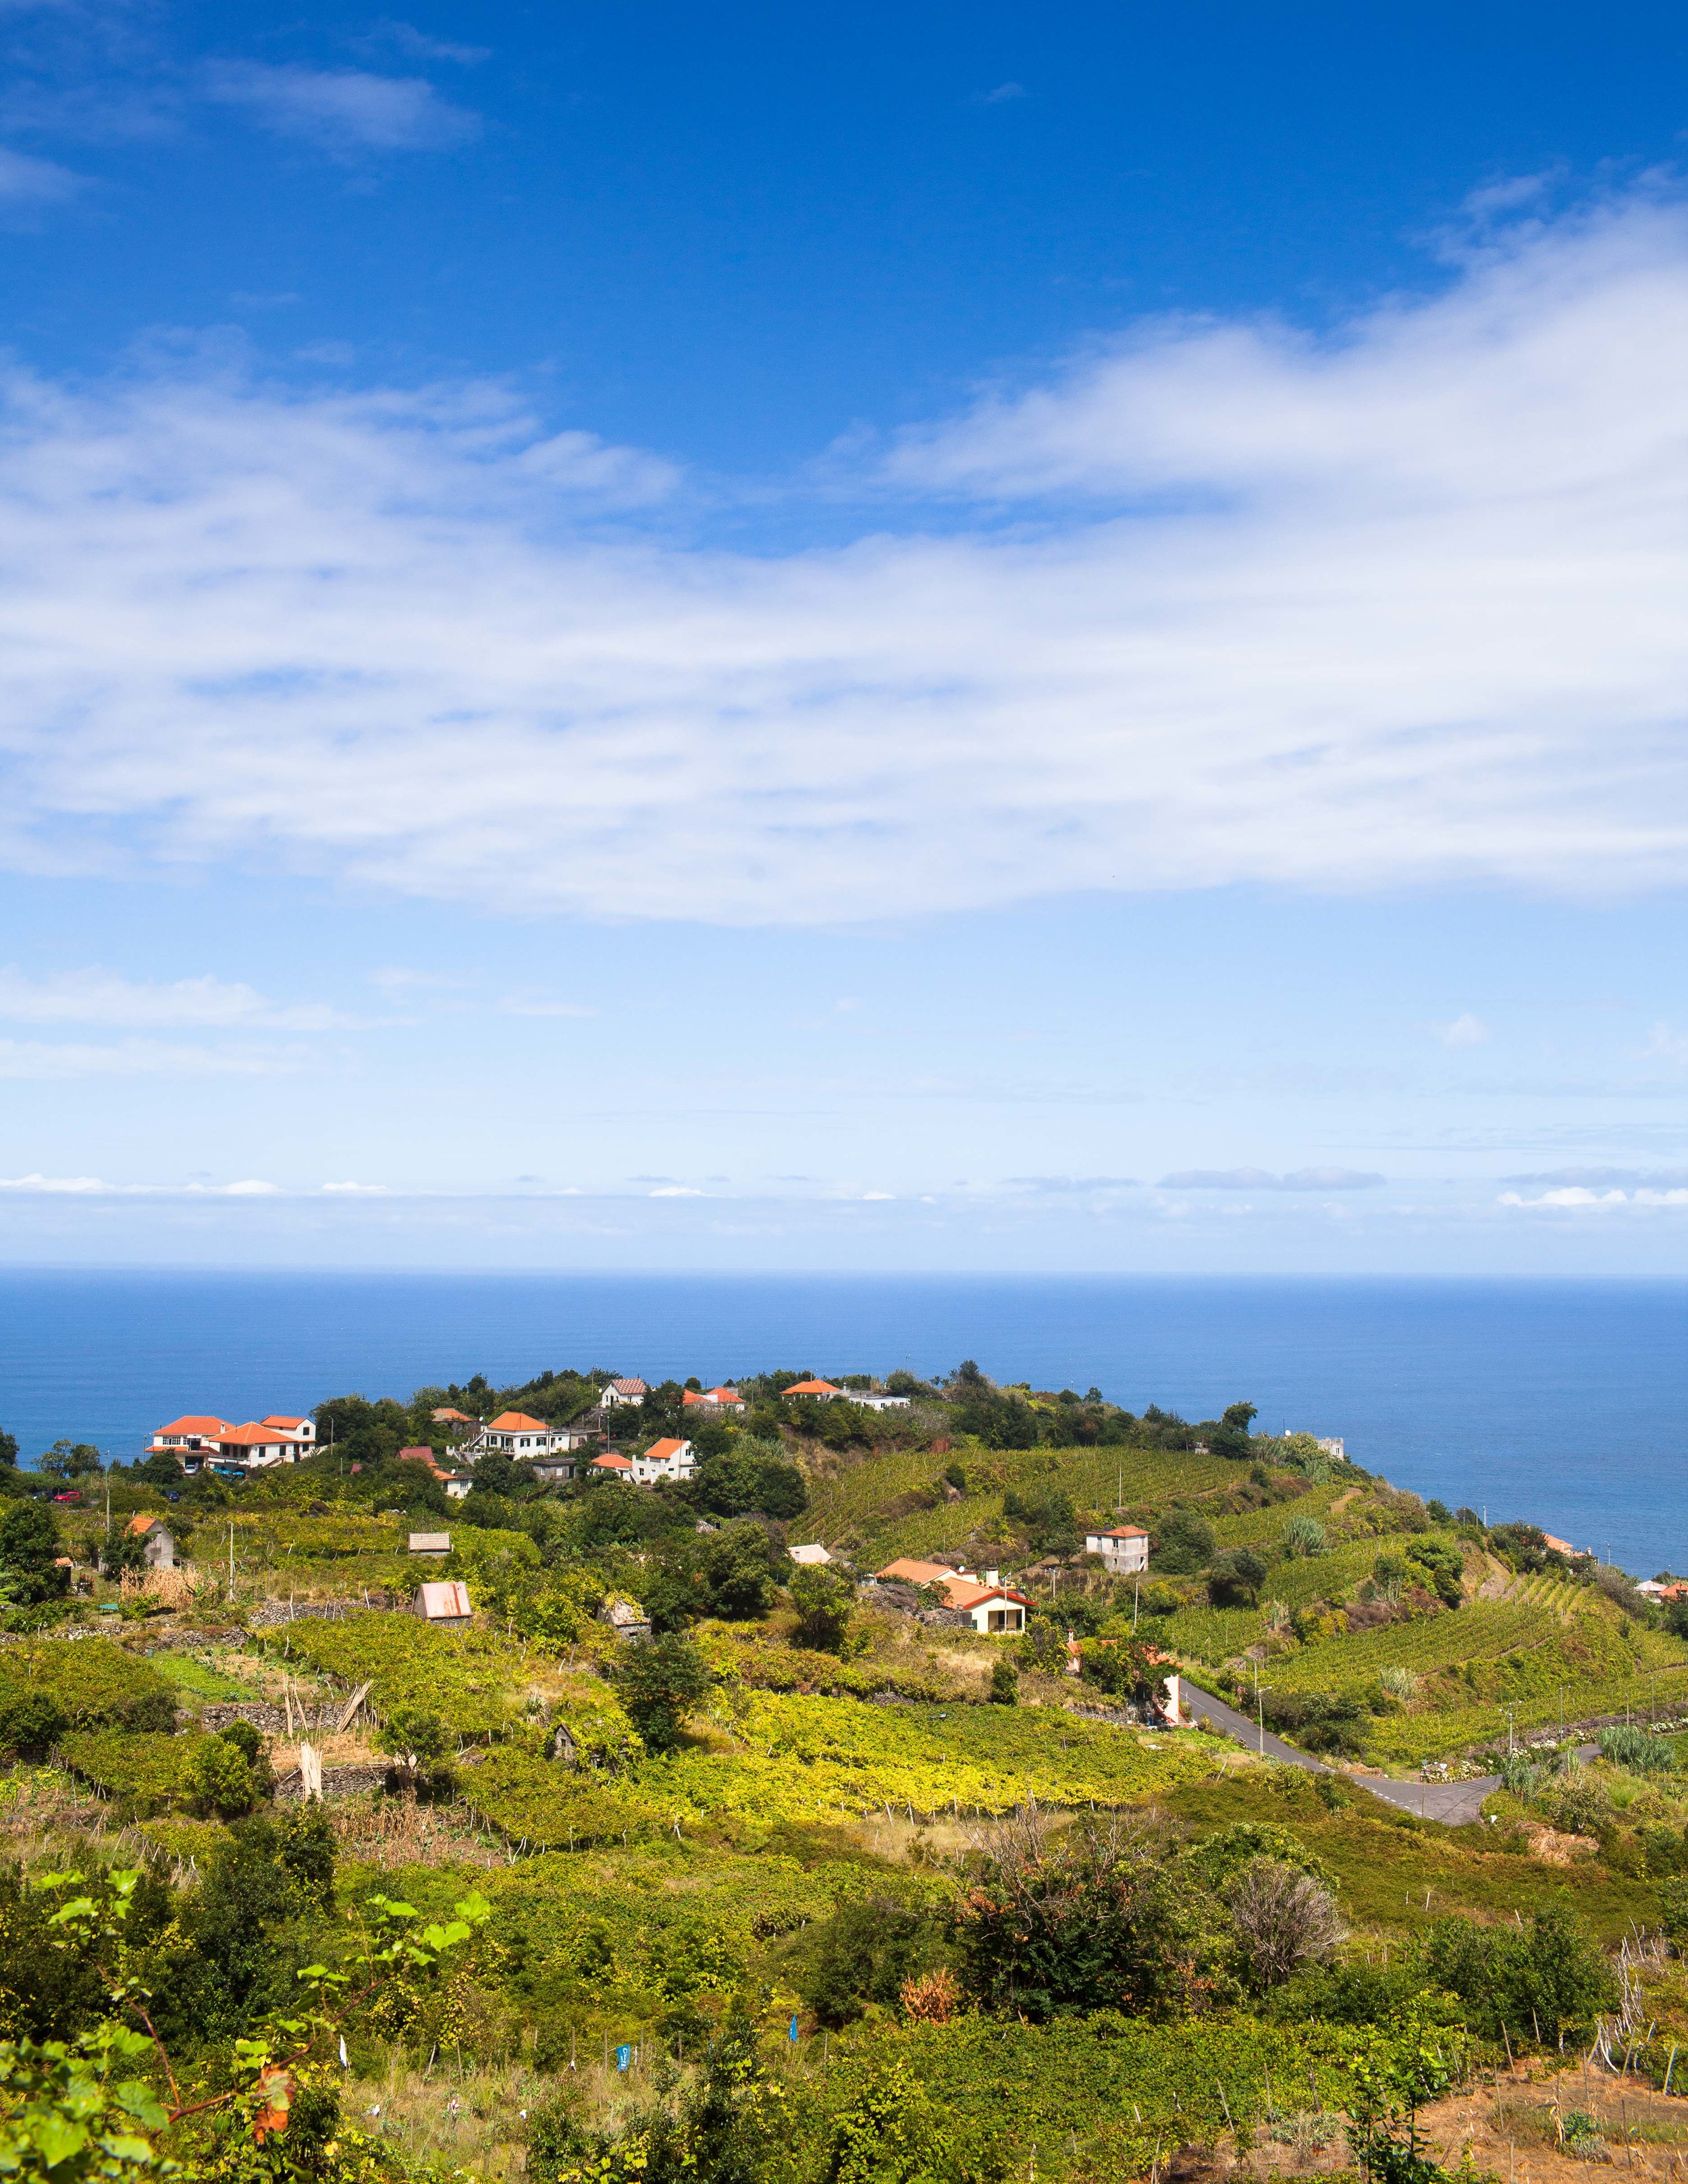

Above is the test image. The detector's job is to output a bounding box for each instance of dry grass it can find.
[329,1789,510,1871]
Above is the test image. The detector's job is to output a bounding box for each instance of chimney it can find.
[983,1568,1000,1587]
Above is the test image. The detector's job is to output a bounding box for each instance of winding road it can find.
[1178,1679,1500,1826]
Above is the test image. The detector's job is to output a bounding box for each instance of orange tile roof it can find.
[432,1408,476,1422]
[217,1422,288,1447]
[156,1415,232,1436]
[876,1557,961,1587]
[592,1451,633,1470]
[785,1379,842,1397]
[643,1438,689,1461]
[125,1514,163,1537]
[706,1385,743,1404]
[945,1580,1031,1611]
[486,1412,551,1433]
[1092,1525,1149,1540]
[261,1415,309,1429]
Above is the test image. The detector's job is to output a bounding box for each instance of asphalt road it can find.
[1179,1679,1500,1827]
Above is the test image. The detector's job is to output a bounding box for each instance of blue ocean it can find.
[1,1271,1683,1576]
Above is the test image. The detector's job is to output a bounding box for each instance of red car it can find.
[51,1491,82,1504]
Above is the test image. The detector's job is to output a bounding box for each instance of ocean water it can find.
[0,1271,1683,1576]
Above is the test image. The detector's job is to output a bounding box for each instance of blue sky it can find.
[1,0,1686,1271]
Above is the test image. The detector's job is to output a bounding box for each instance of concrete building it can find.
[1083,1525,1149,1574]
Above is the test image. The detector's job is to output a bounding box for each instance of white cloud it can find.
[203,62,479,152]
[321,1180,387,1194]
[1433,1012,1491,1046]
[0,190,1686,926]
[1494,1185,1688,1208]
[0,1038,307,1078]
[1159,1166,1385,1190]
[0,965,348,1029]
[1645,1022,1688,1063]
[0,145,82,205]
[0,1172,279,1194]
[649,1186,703,1197]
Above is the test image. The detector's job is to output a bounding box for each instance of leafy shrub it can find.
[789,1564,855,1654]
[693,1439,808,1520]
[1415,1906,1615,2046]
[953,1811,1213,2022]
[0,1504,68,1605]
[0,1687,67,1756]
[1282,1515,1328,1558]
[1209,1547,1269,1607]
[988,1659,1019,1706]
[1406,1538,1465,1608]
[1001,1485,1079,1557]
[1153,1510,1217,1575]
[1598,1724,1676,1774]
[799,1895,947,2027]
[184,1735,255,1819]
[604,1634,713,1754]
[1262,1690,1368,1758]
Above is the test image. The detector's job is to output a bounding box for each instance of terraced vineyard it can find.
[1265,1598,1562,1694]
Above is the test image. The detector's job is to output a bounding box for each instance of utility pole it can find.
[227,1520,235,1603]
[1132,1580,1140,1632]
[1257,1683,1270,1755]
[1505,1704,1515,1755]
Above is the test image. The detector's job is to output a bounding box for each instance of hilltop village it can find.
[5,1360,1688,2183]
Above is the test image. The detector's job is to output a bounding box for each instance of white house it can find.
[1084,1525,1149,1574]
[789,1543,834,1566]
[874,1557,1030,1634]
[600,1378,650,1408]
[441,1474,472,1501]
[631,1437,695,1485]
[468,1411,578,1460]
[261,1414,315,1449]
[683,1385,746,1415]
[783,1379,845,1401]
[590,1451,635,1483]
[148,1415,310,1472]
[855,1393,912,1412]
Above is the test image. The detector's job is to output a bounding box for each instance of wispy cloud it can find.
[203,61,479,152]
[0,190,1685,924]
[1159,1167,1386,1191]
[980,82,1026,104]
[0,1039,309,1079]
[0,1173,280,1194]
[1500,1184,1688,1209]
[320,1180,388,1194]
[0,144,82,205]
[352,21,491,66]
[1433,1012,1491,1046]
[0,966,350,1030]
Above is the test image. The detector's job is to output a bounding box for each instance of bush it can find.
[1153,1510,1217,1575]
[693,1439,809,1520]
[989,1659,1019,1707]
[1282,1514,1328,1558]
[953,1810,1213,2021]
[0,1504,68,1605]
[604,1634,713,1755]
[1415,1905,1615,2047]
[1262,1690,1368,1758]
[1227,1859,1346,1990]
[1598,1724,1676,1774]
[0,1687,67,1757]
[799,1896,947,2027]
[789,1564,855,1655]
[1209,1547,1269,1607]
[186,1734,255,1819]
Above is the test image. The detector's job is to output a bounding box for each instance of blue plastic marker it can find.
[616,2044,632,2072]
[789,2016,799,2042]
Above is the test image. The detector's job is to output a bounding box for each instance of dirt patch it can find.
[1521,1824,1600,1866]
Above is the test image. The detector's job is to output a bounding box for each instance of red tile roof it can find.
[592,1452,633,1470]
[156,1415,232,1437]
[784,1379,842,1397]
[608,1378,648,1395]
[1093,1526,1149,1541]
[486,1412,551,1433]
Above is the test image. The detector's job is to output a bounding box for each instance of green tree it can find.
[0,1429,16,1469]
[375,1707,455,1798]
[953,1811,1215,2021]
[800,1896,946,2028]
[789,1563,855,1653]
[1209,1402,1259,1461]
[99,1524,148,1580]
[1209,1546,1269,1606]
[604,1634,712,1755]
[0,1688,68,1757]
[988,1658,1019,1706]
[1153,1508,1216,1574]
[186,1734,255,1819]
[0,1502,68,1604]
[38,1442,103,1483]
